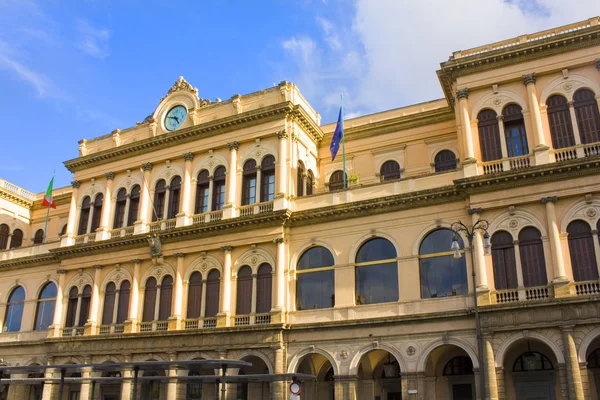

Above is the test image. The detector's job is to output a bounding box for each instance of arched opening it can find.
[242,160,258,205]
[297,161,305,197]
[113,188,127,228]
[140,362,166,400]
[212,166,226,211]
[296,353,334,400]
[153,179,166,221]
[117,280,130,324]
[434,150,457,172]
[205,269,220,319]
[34,282,56,330]
[236,266,252,316]
[142,277,157,322]
[90,193,104,232]
[26,364,44,400]
[167,176,182,219]
[296,246,335,310]
[357,349,402,400]
[99,365,121,400]
[380,160,401,181]
[477,109,502,161]
[158,275,173,321]
[33,229,44,245]
[102,282,116,325]
[585,335,600,399]
[78,196,91,235]
[306,170,314,196]
[503,338,559,399]
[256,263,272,314]
[423,344,475,400]
[187,272,203,319]
[328,170,346,191]
[127,185,141,227]
[355,238,398,305]
[574,88,600,144]
[195,170,210,214]
[419,229,468,298]
[491,231,518,290]
[260,155,276,202]
[518,227,548,287]
[78,285,92,327]
[502,104,529,157]
[9,229,22,249]
[547,94,576,149]
[4,286,25,332]
[236,355,270,400]
[187,358,215,399]
[0,224,9,249]
[567,220,599,281]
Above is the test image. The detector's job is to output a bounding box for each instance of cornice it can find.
[437,23,600,107]
[32,193,71,211]
[0,253,58,270]
[0,188,34,208]
[64,103,324,172]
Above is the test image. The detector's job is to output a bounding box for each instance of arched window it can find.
[117,280,130,324]
[434,150,457,172]
[355,238,398,305]
[127,185,141,226]
[78,285,92,327]
[0,224,9,249]
[574,88,600,144]
[260,155,276,202]
[547,94,575,149]
[518,227,548,287]
[34,282,56,330]
[102,283,116,325]
[212,167,226,211]
[113,188,127,228]
[186,272,203,319]
[33,229,44,245]
[153,180,166,221]
[306,170,314,196]
[205,270,220,318]
[297,162,305,197]
[380,160,400,181]
[419,229,468,299]
[513,352,553,372]
[587,348,600,369]
[65,287,78,328]
[158,276,173,321]
[503,104,529,157]
[194,170,210,214]
[9,229,22,249]
[491,231,518,290]
[4,286,25,332]
[90,194,103,232]
[297,246,335,310]
[567,220,599,282]
[142,278,157,322]
[256,263,272,314]
[60,224,68,236]
[78,196,91,235]
[477,109,502,161]
[242,160,257,205]
[443,356,473,376]
[167,176,181,219]
[328,170,346,191]
[236,266,252,315]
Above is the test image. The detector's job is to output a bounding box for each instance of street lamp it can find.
[451,218,490,400]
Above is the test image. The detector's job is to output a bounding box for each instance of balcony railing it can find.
[481,155,532,175]
[108,226,135,239]
[495,289,519,304]
[0,178,36,200]
[192,210,223,225]
[238,201,274,217]
[98,324,125,335]
[491,285,553,304]
[552,142,600,162]
[73,233,96,245]
[62,327,85,337]
[525,286,550,300]
[575,280,600,296]
[148,218,177,233]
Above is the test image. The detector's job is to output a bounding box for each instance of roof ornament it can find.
[161,76,212,107]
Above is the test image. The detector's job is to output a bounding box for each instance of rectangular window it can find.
[242,177,257,205]
[213,183,225,211]
[505,122,528,157]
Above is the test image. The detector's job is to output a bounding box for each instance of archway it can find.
[234,355,270,400]
[502,338,560,400]
[585,335,600,400]
[356,349,402,400]
[423,344,476,400]
[186,358,215,400]
[139,360,166,400]
[99,362,121,400]
[296,353,335,400]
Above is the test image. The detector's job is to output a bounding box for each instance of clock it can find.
[164,105,187,131]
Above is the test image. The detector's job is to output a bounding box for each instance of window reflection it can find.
[419,229,468,299]
[355,238,398,305]
[296,247,335,310]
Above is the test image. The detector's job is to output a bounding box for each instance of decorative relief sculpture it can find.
[147,234,162,258]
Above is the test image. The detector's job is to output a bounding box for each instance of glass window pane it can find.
[298,247,334,270]
[355,261,398,304]
[356,238,396,263]
[419,256,468,298]
[296,270,334,310]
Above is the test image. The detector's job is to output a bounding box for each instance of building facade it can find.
[1,16,600,400]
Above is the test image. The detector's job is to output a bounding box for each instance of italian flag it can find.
[42,177,56,209]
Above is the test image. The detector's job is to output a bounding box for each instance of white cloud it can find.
[283,36,317,66]
[317,16,342,50]
[0,41,49,96]
[75,19,110,59]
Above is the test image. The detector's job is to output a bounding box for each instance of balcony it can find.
[551,142,600,162]
[237,201,274,217]
[184,318,217,330]
[0,241,60,261]
[98,324,125,335]
[191,210,223,225]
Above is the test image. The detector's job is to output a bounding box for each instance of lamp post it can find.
[451,218,490,400]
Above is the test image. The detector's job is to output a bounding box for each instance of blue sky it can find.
[1,0,599,192]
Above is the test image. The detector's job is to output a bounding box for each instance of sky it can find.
[1,0,599,193]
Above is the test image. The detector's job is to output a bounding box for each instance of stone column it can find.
[275,129,288,210]
[567,101,586,158]
[63,180,81,246]
[561,325,585,399]
[270,346,286,400]
[85,265,102,335]
[125,259,141,333]
[167,352,179,400]
[97,172,115,240]
[469,209,489,290]
[224,141,239,219]
[523,73,551,164]
[169,253,185,330]
[483,334,499,400]
[272,238,286,323]
[217,246,233,327]
[542,196,570,295]
[48,269,66,338]
[41,367,56,400]
[121,354,134,400]
[513,240,527,301]
[79,366,93,400]
[456,88,478,176]
[177,152,194,227]
[136,162,153,234]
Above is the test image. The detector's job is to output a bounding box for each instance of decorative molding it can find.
[174,253,185,258]
[57,269,67,274]
[220,246,233,252]
[541,196,558,204]
[596,59,600,71]
[141,162,153,171]
[105,172,115,181]
[276,129,288,140]
[273,238,285,244]
[456,88,469,99]
[131,259,142,264]
[72,180,81,189]
[522,73,537,85]
[467,207,483,215]
[228,141,239,151]
[183,152,195,161]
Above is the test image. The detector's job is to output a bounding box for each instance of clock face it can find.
[164,105,187,131]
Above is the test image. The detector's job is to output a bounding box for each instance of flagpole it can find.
[43,171,55,244]
[341,94,347,189]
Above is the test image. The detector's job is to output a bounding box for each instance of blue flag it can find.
[330,107,343,161]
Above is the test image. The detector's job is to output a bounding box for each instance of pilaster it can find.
[561,325,585,399]
[48,269,66,338]
[124,259,142,333]
[223,141,239,219]
[541,196,570,293]
[168,253,185,330]
[217,246,233,327]
[523,73,551,164]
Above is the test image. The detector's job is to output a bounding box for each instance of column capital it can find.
[273,237,286,244]
[183,152,195,161]
[456,88,469,99]
[228,141,239,151]
[522,73,537,85]
[560,324,575,332]
[568,100,575,108]
[496,115,504,121]
[541,196,558,204]
[276,129,288,140]
[174,252,185,258]
[71,180,81,189]
[449,97,456,106]
[56,269,67,275]
[595,59,600,71]
[105,172,115,181]
[467,207,483,215]
[221,245,233,252]
[131,259,142,264]
[142,162,153,171]
[92,265,103,270]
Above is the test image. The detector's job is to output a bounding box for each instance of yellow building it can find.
[1,16,600,400]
